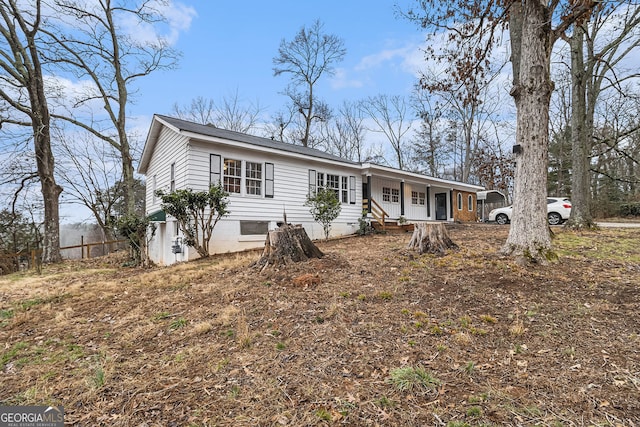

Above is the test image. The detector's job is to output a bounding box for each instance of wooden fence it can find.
[0,238,127,274]
[59,237,128,260]
[0,250,40,274]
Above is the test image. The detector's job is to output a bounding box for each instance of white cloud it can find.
[44,75,104,115]
[330,68,365,90]
[356,44,422,76]
[156,1,197,45]
[118,1,197,46]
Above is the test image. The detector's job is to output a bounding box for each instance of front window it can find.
[391,188,400,203]
[411,191,425,205]
[245,162,262,196]
[457,193,463,210]
[468,195,473,211]
[382,187,391,202]
[224,159,241,193]
[326,174,340,199]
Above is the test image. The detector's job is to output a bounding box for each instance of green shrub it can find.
[156,184,230,258]
[305,188,341,240]
[619,202,640,217]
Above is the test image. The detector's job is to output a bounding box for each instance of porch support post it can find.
[426,186,431,219]
[400,181,405,216]
[366,175,372,214]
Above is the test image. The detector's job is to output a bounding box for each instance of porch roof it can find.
[360,163,485,193]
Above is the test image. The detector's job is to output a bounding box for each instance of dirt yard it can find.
[1,224,639,426]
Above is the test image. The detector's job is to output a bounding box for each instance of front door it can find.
[435,193,447,220]
[362,182,369,212]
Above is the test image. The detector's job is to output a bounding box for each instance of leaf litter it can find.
[0,224,639,426]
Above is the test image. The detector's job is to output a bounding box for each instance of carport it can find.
[477,190,507,222]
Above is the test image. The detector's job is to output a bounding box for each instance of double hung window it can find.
[308,169,356,204]
[224,159,242,194]
[245,162,262,196]
[210,154,274,197]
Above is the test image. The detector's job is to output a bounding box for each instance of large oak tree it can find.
[0,0,62,263]
[44,0,181,217]
[403,0,598,263]
[565,2,640,229]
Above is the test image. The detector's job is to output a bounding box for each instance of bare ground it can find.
[1,224,639,426]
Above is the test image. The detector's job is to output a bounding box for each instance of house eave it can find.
[184,131,362,170]
[138,115,182,174]
[360,163,485,192]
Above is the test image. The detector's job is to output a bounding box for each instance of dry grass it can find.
[1,224,639,426]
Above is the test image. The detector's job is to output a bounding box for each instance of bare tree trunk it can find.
[502,0,554,263]
[407,222,458,255]
[253,224,323,271]
[33,113,63,263]
[566,4,640,227]
[566,22,595,229]
[45,0,181,218]
[0,1,63,263]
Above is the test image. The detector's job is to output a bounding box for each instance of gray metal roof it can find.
[156,114,358,165]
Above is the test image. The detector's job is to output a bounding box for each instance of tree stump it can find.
[252,223,323,271]
[407,222,458,255]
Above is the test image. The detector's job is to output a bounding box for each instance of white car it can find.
[489,198,572,225]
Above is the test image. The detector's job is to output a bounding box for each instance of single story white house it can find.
[138,115,484,265]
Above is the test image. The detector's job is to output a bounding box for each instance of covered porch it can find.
[360,164,484,230]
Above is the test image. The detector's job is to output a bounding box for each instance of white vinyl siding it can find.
[372,179,403,220]
[187,140,361,225]
[404,183,428,220]
[144,126,189,214]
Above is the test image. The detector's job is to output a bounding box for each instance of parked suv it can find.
[488,197,572,225]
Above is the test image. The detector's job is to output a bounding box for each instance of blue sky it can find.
[56,1,429,223]
[131,1,426,125]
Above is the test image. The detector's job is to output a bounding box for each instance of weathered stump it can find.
[407,222,458,255]
[252,224,323,271]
